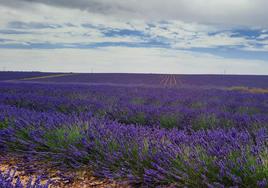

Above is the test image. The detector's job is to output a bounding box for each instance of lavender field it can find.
[0,72,268,187]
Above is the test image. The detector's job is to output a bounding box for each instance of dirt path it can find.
[0,155,130,188]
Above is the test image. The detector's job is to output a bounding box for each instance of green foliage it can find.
[224,149,268,186]
[16,128,31,140]
[191,101,205,109]
[129,112,146,125]
[5,126,34,151]
[160,115,177,129]
[97,138,154,179]
[95,109,107,117]
[44,126,82,150]
[238,106,260,115]
[108,140,119,152]
[0,118,9,130]
[131,97,145,105]
[122,139,153,177]
[170,145,218,186]
[193,114,218,130]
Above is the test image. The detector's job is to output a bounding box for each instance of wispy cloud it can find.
[0,29,32,34]
[8,21,62,29]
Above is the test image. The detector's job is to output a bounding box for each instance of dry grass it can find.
[227,86,268,94]
[19,74,74,81]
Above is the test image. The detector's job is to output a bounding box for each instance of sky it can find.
[0,0,268,74]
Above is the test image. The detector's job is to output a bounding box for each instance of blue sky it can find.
[0,0,268,74]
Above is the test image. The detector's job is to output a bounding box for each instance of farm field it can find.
[19,73,268,89]
[0,72,61,82]
[0,72,268,187]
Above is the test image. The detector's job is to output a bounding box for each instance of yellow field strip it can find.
[18,73,74,81]
[227,86,268,94]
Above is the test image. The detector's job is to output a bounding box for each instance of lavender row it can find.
[0,83,267,131]
[0,107,267,187]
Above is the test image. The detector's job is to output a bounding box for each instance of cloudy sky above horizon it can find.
[0,0,268,74]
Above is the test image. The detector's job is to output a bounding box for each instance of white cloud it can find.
[0,6,265,52]
[1,0,268,27]
[0,2,267,52]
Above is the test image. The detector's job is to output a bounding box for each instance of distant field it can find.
[0,71,60,81]
[14,72,268,88]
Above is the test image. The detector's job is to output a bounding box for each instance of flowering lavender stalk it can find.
[0,169,51,188]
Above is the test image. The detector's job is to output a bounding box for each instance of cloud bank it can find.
[1,47,267,75]
[0,0,267,74]
[1,0,268,27]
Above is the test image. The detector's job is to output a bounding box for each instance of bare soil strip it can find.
[0,155,130,188]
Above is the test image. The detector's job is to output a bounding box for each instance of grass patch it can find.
[129,112,146,125]
[190,101,205,109]
[131,97,145,105]
[44,126,83,150]
[226,151,266,185]
[192,114,218,130]
[160,115,177,129]
[0,118,9,130]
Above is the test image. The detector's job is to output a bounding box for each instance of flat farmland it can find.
[0,72,268,187]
